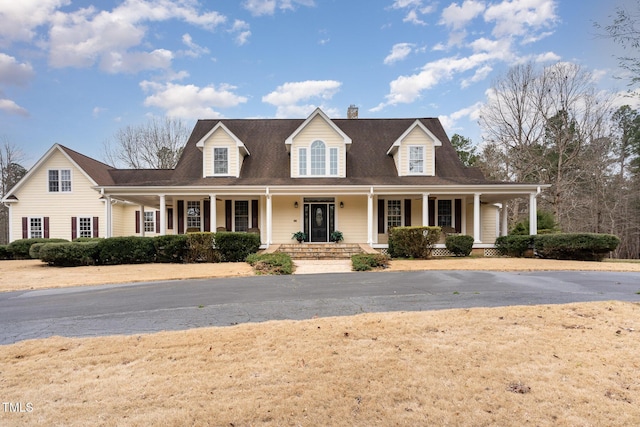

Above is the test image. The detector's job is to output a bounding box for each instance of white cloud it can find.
[0,98,29,116]
[461,65,493,88]
[92,106,106,118]
[484,0,558,39]
[440,0,485,30]
[47,1,226,72]
[0,0,69,44]
[140,81,248,119]
[0,53,35,86]
[243,0,314,16]
[230,20,252,46]
[262,80,341,117]
[438,102,483,136]
[181,34,210,58]
[390,0,436,26]
[384,43,415,65]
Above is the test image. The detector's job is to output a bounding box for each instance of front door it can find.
[310,204,328,242]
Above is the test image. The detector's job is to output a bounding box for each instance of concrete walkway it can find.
[293,259,353,274]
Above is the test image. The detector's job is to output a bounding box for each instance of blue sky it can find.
[1,0,638,167]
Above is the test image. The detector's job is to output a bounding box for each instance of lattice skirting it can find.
[374,247,501,257]
[432,248,454,257]
[483,248,501,257]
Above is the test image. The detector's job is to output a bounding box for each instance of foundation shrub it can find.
[388,226,441,259]
[185,232,218,263]
[8,238,68,259]
[96,236,156,265]
[39,242,100,267]
[246,253,293,274]
[0,245,11,260]
[28,243,47,259]
[351,253,390,271]
[445,234,475,257]
[494,235,534,257]
[214,232,261,262]
[534,233,620,261]
[154,235,189,263]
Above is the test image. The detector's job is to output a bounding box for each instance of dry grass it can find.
[1,301,639,426]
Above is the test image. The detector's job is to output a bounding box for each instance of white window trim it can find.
[408,145,425,175]
[298,140,340,178]
[186,200,202,230]
[230,198,257,232]
[29,216,44,239]
[436,199,454,228]
[386,199,403,232]
[48,168,72,193]
[143,211,156,233]
[77,216,94,238]
[213,147,229,176]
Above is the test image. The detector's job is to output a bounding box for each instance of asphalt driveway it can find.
[1,270,639,345]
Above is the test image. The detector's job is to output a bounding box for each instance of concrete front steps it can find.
[275,243,366,260]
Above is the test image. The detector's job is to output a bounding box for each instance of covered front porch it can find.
[98,184,544,250]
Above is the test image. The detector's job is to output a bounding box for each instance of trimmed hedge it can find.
[185,232,218,263]
[351,253,390,271]
[96,236,156,265]
[155,234,189,263]
[534,233,620,261]
[215,232,261,262]
[246,252,293,275]
[388,226,441,259]
[7,238,68,259]
[495,235,535,257]
[445,234,474,257]
[40,242,100,267]
[0,245,11,260]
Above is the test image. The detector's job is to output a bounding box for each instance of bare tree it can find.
[102,117,190,169]
[0,138,27,244]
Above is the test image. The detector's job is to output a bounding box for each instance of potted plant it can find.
[330,230,344,243]
[292,231,307,243]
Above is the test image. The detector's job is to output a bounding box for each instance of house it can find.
[2,108,545,254]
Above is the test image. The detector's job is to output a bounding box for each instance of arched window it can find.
[310,140,326,175]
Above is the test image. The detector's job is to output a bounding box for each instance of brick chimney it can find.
[347,104,358,119]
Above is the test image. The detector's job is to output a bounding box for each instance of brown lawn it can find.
[1,258,639,426]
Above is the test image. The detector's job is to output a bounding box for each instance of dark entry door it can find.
[310,204,328,242]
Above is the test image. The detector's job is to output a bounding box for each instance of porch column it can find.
[210,194,216,233]
[105,196,112,238]
[473,193,481,243]
[422,193,429,226]
[159,195,166,236]
[367,190,374,245]
[501,200,508,236]
[266,189,272,247]
[139,204,145,236]
[529,192,538,235]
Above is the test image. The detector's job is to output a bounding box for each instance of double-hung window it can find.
[387,200,402,230]
[144,211,155,233]
[438,200,452,228]
[234,201,249,232]
[30,217,43,238]
[299,141,339,176]
[187,201,201,229]
[213,147,228,175]
[310,140,326,175]
[299,148,307,176]
[78,217,93,238]
[49,169,72,192]
[408,146,424,174]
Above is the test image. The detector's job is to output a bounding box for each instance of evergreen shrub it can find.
[494,235,535,257]
[96,236,156,265]
[214,232,261,262]
[8,238,68,259]
[445,234,475,257]
[246,252,293,275]
[351,253,390,271]
[388,226,441,259]
[154,234,189,263]
[534,233,620,261]
[39,242,100,267]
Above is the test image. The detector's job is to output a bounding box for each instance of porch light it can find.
[340,201,344,208]
[294,201,299,208]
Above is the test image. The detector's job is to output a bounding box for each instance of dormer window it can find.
[298,140,339,177]
[409,146,424,174]
[213,147,228,175]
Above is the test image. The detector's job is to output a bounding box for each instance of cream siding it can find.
[271,196,301,243]
[9,150,105,241]
[397,127,435,176]
[290,115,346,178]
[335,195,368,243]
[481,205,498,243]
[201,128,240,177]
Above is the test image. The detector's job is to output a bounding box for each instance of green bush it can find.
[73,237,103,242]
[511,210,559,235]
[246,252,293,275]
[0,245,11,260]
[388,226,441,259]
[534,233,620,261]
[29,242,47,259]
[154,234,189,263]
[494,235,535,257]
[214,232,261,262]
[7,238,68,259]
[39,242,100,267]
[351,253,390,271]
[445,234,474,257]
[96,236,156,265]
[185,232,218,263]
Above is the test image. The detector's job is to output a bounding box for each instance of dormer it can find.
[285,108,352,178]
[387,120,442,176]
[196,122,249,178]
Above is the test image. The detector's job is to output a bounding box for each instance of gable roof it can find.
[284,107,352,151]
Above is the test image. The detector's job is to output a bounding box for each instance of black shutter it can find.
[251,200,259,229]
[22,217,28,239]
[71,217,77,240]
[203,199,211,232]
[135,211,140,234]
[155,211,160,234]
[404,199,411,227]
[177,201,184,234]
[428,200,435,227]
[377,199,385,234]
[167,208,174,230]
[43,217,50,238]
[93,217,99,238]
[454,199,462,233]
[225,200,232,231]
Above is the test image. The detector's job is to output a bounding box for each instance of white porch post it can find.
[367,188,374,245]
[105,196,112,238]
[209,194,216,232]
[529,191,538,235]
[139,204,145,236]
[159,195,166,236]
[266,188,272,247]
[473,193,481,243]
[422,193,429,226]
[501,200,508,236]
